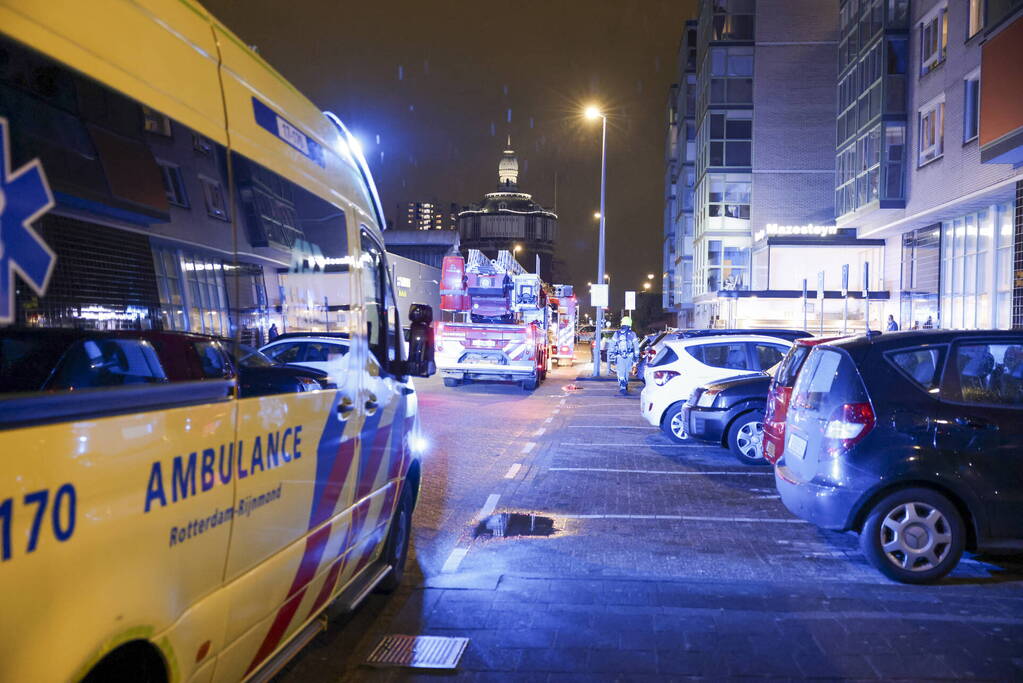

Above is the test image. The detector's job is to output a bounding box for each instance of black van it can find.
[776,330,1023,583]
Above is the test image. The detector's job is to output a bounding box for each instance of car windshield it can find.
[774,344,812,388]
[236,344,276,368]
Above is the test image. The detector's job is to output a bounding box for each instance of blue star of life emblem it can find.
[0,117,56,324]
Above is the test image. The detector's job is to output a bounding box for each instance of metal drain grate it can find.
[365,634,469,669]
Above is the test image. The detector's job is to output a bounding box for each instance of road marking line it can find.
[563,425,649,429]
[544,416,553,424]
[755,494,782,499]
[554,442,698,447]
[441,548,469,573]
[549,467,773,476]
[533,427,546,437]
[521,442,536,454]
[479,493,501,519]
[561,514,806,523]
[504,463,522,479]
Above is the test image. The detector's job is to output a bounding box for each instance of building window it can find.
[156,161,188,208]
[152,246,186,331]
[706,174,750,220]
[141,105,172,136]
[967,0,985,39]
[919,6,948,75]
[707,0,755,41]
[706,240,750,292]
[939,204,1013,330]
[707,46,754,106]
[900,226,940,329]
[883,122,906,199]
[706,110,752,168]
[200,176,229,221]
[918,97,945,166]
[963,71,980,142]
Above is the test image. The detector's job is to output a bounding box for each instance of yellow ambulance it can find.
[0,0,436,680]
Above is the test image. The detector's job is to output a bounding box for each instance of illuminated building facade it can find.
[457,145,558,280]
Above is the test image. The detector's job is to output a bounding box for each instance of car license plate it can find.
[474,339,496,347]
[787,433,807,460]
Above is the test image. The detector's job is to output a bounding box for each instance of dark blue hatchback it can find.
[776,330,1023,583]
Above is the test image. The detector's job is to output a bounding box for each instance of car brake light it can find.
[823,402,875,452]
[652,370,679,386]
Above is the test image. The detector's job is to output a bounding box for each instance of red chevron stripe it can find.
[310,437,357,530]
[245,524,331,673]
[356,422,392,501]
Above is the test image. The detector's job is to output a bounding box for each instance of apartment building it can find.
[837,0,1023,331]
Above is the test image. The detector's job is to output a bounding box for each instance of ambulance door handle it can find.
[337,396,355,420]
[365,393,379,414]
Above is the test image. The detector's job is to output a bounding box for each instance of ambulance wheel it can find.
[522,376,538,391]
[443,378,460,387]
[377,483,415,593]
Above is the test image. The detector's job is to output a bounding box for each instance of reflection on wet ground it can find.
[474,513,558,539]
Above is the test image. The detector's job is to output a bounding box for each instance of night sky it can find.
[202,0,697,308]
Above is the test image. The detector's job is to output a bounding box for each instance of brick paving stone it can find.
[457,642,523,672]
[655,648,708,676]
[554,624,619,649]
[585,648,659,674]
[794,652,879,679]
[868,653,958,680]
[516,646,589,673]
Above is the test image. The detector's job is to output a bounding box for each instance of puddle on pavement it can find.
[474,513,558,539]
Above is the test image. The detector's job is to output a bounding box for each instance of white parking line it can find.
[549,467,773,476]
[533,427,546,437]
[504,463,522,479]
[479,493,501,519]
[563,425,649,429]
[544,416,553,424]
[521,442,536,454]
[441,548,469,573]
[562,514,806,523]
[555,442,699,447]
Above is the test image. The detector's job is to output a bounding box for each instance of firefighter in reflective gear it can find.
[609,317,640,395]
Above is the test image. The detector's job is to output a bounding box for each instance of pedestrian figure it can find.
[609,316,640,395]
[912,320,920,330]
[268,323,279,341]
[886,315,898,332]
[923,315,934,329]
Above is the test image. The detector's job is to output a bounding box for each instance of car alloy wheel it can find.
[859,487,965,584]
[735,421,763,459]
[661,402,688,444]
[728,413,765,465]
[670,411,687,439]
[880,502,952,572]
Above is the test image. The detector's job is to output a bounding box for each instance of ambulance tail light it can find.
[561,345,570,354]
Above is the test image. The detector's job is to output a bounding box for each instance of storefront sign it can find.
[753,223,838,242]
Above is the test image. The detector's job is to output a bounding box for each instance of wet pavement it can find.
[275,350,1023,681]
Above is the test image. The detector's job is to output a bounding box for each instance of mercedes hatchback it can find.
[776,330,1023,583]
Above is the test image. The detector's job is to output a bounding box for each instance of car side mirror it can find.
[404,304,435,377]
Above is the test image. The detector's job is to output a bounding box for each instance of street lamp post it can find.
[586,105,608,377]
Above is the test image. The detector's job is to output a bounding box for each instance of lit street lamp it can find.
[643,282,652,290]
[585,104,608,377]
[647,273,655,280]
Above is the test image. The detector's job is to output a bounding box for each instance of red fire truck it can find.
[436,250,551,390]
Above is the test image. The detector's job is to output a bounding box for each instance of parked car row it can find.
[642,327,1023,584]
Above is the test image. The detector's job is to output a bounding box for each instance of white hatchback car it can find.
[259,334,351,376]
[641,334,792,442]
